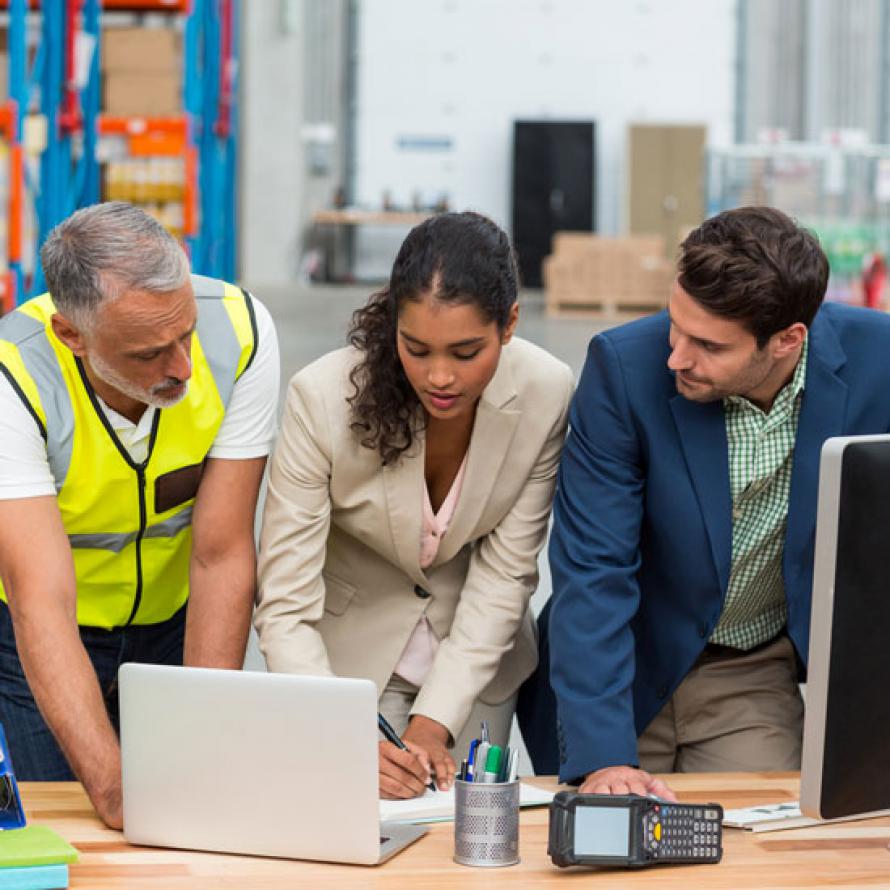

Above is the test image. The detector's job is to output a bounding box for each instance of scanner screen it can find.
[573,806,631,857]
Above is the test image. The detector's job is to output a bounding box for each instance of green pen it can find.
[481,745,502,783]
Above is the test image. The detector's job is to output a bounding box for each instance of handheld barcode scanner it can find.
[548,792,723,868]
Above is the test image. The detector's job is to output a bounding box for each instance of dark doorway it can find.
[511,121,595,288]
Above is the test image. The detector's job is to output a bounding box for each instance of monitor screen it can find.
[801,435,890,819]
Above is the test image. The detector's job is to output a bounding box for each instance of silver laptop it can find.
[119,664,427,864]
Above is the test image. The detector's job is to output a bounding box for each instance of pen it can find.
[496,745,511,782]
[481,745,502,783]
[507,748,519,782]
[466,738,479,782]
[377,713,436,792]
[473,742,490,783]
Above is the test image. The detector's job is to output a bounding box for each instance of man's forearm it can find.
[185,545,256,668]
[12,605,121,824]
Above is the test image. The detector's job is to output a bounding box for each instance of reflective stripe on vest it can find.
[193,273,251,408]
[68,506,194,552]
[0,275,257,628]
[0,310,74,487]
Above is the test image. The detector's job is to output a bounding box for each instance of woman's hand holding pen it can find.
[378,739,434,799]
[402,715,456,792]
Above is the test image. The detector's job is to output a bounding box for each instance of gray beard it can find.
[89,353,189,410]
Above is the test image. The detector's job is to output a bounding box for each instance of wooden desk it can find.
[20,775,890,887]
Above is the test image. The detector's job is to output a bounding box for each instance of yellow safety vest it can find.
[0,274,257,629]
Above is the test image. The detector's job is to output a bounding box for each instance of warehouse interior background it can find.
[1,0,887,320]
[242,0,890,293]
[0,0,887,703]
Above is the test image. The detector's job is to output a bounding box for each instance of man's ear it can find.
[50,314,88,357]
[772,321,807,359]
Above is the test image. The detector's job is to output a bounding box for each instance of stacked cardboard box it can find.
[543,233,674,319]
[102,28,181,117]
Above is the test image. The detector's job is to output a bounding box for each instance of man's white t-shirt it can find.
[0,293,280,500]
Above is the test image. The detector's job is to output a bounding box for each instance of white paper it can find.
[379,782,554,824]
[723,801,809,827]
[722,800,888,833]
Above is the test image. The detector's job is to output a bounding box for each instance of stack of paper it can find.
[0,825,79,889]
[721,801,889,832]
[380,782,554,824]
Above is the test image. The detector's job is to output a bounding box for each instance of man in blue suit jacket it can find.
[543,206,890,796]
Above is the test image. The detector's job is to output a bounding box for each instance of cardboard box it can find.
[102,28,181,74]
[544,233,673,316]
[103,72,181,117]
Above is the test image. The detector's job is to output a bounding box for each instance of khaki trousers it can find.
[379,674,516,757]
[637,635,804,773]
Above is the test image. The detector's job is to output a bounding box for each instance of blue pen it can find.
[466,738,479,781]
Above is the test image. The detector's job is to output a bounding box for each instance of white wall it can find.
[240,1,305,286]
[353,0,737,276]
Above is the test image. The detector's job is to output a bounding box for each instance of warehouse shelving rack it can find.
[707,142,890,306]
[0,0,238,312]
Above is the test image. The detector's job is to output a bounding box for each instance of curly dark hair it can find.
[347,211,519,465]
[679,206,829,348]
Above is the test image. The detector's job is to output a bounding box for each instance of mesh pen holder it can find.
[453,778,520,867]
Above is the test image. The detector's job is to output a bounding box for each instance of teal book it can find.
[0,864,68,889]
[0,827,78,867]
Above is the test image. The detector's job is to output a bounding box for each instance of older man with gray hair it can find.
[0,202,279,827]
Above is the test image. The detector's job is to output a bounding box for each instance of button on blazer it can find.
[255,336,574,739]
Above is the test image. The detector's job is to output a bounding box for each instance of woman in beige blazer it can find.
[256,212,573,798]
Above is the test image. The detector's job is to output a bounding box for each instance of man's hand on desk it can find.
[579,765,678,801]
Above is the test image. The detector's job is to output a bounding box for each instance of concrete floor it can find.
[242,281,615,766]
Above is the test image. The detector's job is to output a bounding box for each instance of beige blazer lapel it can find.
[433,355,521,565]
[382,432,431,588]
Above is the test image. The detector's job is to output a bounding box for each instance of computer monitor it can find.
[800,434,890,820]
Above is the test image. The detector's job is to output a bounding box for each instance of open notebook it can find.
[379,782,554,824]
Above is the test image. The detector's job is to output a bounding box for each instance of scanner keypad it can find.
[643,804,722,862]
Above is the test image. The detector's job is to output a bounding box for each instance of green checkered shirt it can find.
[710,338,808,650]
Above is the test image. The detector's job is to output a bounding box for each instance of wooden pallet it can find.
[545,297,666,320]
